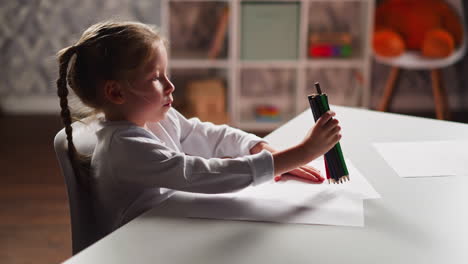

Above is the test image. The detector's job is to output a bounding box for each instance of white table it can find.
[64,106,468,264]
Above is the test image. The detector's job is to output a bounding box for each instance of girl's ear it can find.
[103,80,125,104]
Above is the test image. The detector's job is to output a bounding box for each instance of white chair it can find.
[53,117,103,255]
[374,0,466,120]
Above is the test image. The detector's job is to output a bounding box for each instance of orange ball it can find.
[422,29,455,58]
[402,9,442,50]
[373,30,406,57]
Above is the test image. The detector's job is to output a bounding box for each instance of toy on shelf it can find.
[308,32,353,58]
[373,0,464,58]
[254,105,281,122]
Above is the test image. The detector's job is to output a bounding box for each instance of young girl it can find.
[56,21,341,236]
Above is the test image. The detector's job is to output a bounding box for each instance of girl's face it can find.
[123,41,175,126]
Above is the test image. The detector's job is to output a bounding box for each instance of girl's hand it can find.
[300,111,341,161]
[274,165,324,183]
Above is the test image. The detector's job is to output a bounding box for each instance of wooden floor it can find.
[1,111,467,264]
[0,115,71,264]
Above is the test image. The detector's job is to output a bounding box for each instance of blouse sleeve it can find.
[171,108,268,158]
[110,127,274,194]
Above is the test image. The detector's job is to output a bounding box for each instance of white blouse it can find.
[91,108,274,234]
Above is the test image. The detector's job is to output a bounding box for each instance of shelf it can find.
[236,121,284,131]
[306,58,365,68]
[171,59,229,68]
[308,0,366,2]
[163,0,374,131]
[170,58,365,69]
[239,60,301,68]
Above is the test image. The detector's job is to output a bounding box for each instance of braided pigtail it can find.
[56,46,91,190]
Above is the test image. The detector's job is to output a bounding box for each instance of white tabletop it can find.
[64,106,468,264]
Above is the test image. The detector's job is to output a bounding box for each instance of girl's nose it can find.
[165,78,175,94]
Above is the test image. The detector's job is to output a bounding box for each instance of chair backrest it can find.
[53,117,103,255]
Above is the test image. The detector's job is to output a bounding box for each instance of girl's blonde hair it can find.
[56,21,166,189]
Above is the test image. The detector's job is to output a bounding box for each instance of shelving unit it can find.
[162,0,374,131]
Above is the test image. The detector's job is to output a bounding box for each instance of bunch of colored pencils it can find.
[308,82,350,184]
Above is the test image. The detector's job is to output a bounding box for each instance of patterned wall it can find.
[0,0,161,98]
[1,0,467,112]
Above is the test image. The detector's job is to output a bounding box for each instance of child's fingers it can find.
[335,133,342,142]
[300,165,324,180]
[291,168,323,182]
[316,111,335,127]
[302,165,321,174]
[329,125,341,135]
[275,166,326,183]
[324,119,339,132]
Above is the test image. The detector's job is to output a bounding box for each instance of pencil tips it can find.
[327,175,351,184]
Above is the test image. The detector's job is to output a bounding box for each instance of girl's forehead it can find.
[141,43,166,74]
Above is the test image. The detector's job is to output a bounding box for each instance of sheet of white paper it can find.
[237,158,380,204]
[154,190,364,227]
[373,140,468,178]
[189,192,364,227]
[152,158,374,227]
